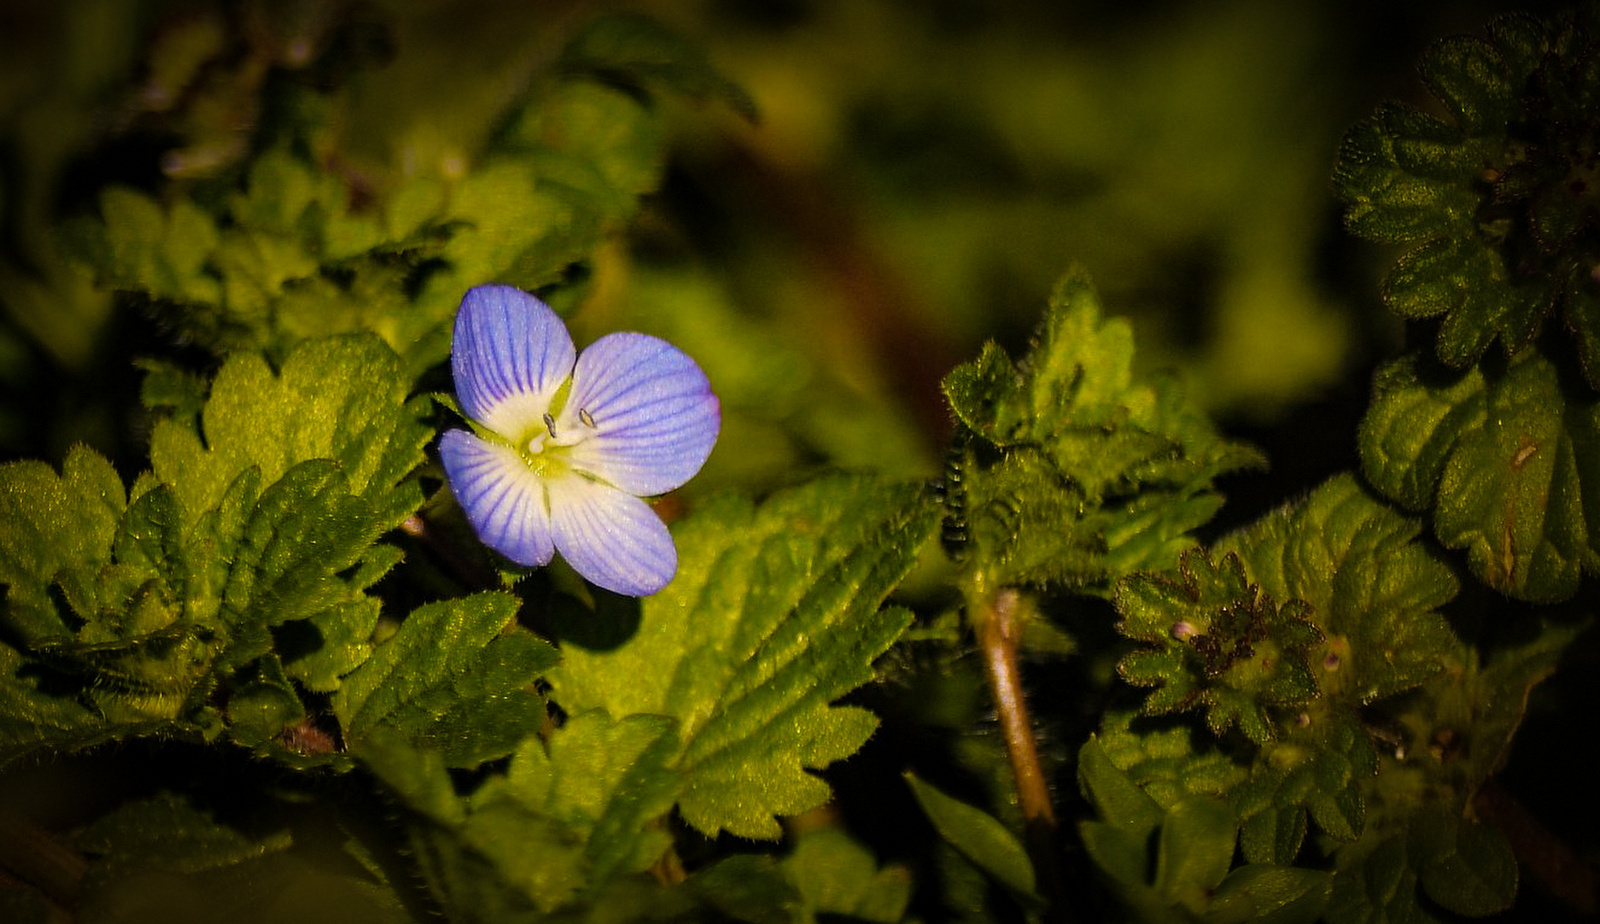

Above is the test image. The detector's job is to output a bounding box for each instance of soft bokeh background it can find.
[0,0,1568,496]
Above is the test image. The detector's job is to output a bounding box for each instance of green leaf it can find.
[941,270,1262,590]
[215,461,390,671]
[335,594,557,768]
[549,474,938,840]
[1238,804,1308,869]
[1334,9,1600,386]
[1217,474,1458,703]
[1207,864,1332,924]
[69,793,406,924]
[1089,709,1249,812]
[476,711,680,905]
[1080,782,1330,924]
[1326,808,1517,924]
[1229,711,1375,849]
[509,81,666,219]
[149,335,428,535]
[0,449,196,762]
[559,12,757,120]
[685,855,798,924]
[1077,735,1166,838]
[1111,477,1456,850]
[1153,796,1235,906]
[433,160,584,295]
[362,711,682,916]
[1362,348,1600,601]
[1324,831,1423,924]
[226,654,304,748]
[784,828,913,924]
[1116,548,1324,745]
[73,791,292,877]
[83,186,223,306]
[137,358,211,423]
[906,772,1037,901]
[0,445,127,644]
[1411,809,1518,916]
[71,145,447,364]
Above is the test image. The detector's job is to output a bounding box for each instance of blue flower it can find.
[439,284,719,596]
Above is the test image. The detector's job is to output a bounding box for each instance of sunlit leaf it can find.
[549,474,937,839]
[336,594,556,768]
[942,270,1261,591]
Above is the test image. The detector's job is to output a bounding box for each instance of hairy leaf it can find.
[149,335,428,534]
[1116,548,1325,745]
[0,450,197,761]
[1080,784,1333,924]
[1333,9,1600,385]
[1412,809,1518,916]
[941,270,1261,591]
[0,446,128,645]
[1363,348,1600,601]
[68,791,406,924]
[73,791,292,877]
[2,335,429,765]
[549,474,938,840]
[336,594,556,768]
[361,711,681,916]
[1325,811,1518,924]
[1217,474,1458,702]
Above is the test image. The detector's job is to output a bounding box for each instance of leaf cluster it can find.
[1091,470,1585,921]
[350,475,937,919]
[940,269,1262,592]
[1334,6,1600,385]
[2,369,934,921]
[5,3,1597,923]
[59,9,732,374]
[1110,477,1452,839]
[1117,548,1324,747]
[0,335,460,765]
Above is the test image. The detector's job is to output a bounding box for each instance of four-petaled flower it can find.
[439,284,719,596]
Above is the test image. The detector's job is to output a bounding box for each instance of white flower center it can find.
[519,406,599,477]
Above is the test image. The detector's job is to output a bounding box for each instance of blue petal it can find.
[547,473,677,596]
[452,285,575,438]
[439,429,554,567]
[561,333,720,497]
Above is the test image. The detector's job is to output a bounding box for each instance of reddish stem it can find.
[975,585,1070,923]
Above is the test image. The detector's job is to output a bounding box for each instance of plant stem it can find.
[973,582,1070,923]
[1475,780,1597,915]
[0,806,86,913]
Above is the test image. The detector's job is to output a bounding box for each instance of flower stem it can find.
[972,582,1070,923]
